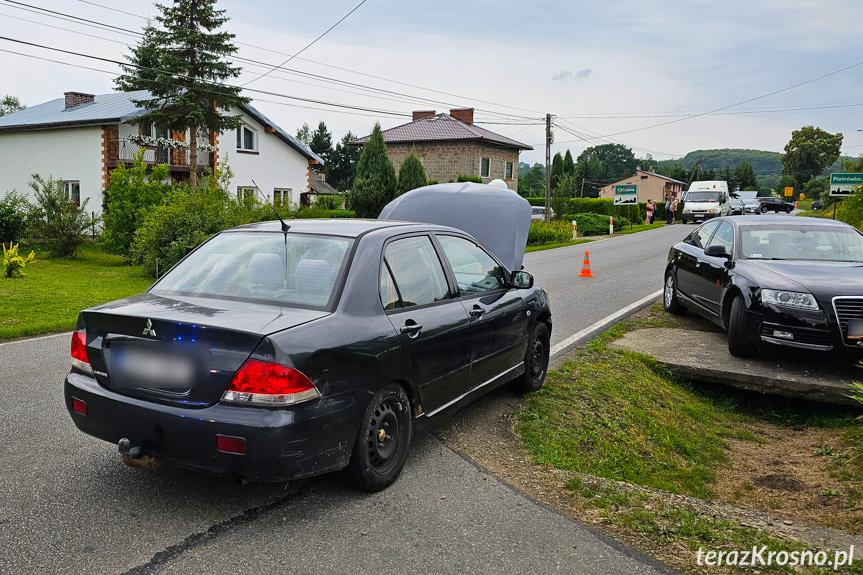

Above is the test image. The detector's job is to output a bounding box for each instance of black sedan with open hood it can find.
[64,184,551,490]
[663,215,863,357]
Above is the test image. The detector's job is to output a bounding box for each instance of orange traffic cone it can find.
[578,251,594,278]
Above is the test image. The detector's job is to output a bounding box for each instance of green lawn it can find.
[0,244,153,340]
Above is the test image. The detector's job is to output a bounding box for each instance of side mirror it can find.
[512,271,534,289]
[704,244,731,259]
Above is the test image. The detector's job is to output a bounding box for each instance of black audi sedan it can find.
[663,216,863,357]
[65,184,551,491]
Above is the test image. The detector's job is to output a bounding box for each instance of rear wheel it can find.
[727,295,757,357]
[342,383,412,491]
[760,205,768,213]
[663,271,686,316]
[511,322,549,393]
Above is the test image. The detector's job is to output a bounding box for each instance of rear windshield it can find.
[150,232,352,308]
[740,226,863,262]
[686,192,721,202]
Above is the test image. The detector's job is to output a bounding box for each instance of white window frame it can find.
[480,157,490,178]
[62,180,81,206]
[236,124,258,152]
[273,188,293,208]
[237,186,258,202]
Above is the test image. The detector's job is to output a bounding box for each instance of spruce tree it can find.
[396,149,427,196]
[550,152,564,191]
[349,124,396,217]
[115,0,249,188]
[562,149,575,179]
[310,121,333,164]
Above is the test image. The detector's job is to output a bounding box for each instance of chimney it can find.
[412,110,435,122]
[449,108,474,125]
[64,91,95,110]
[650,168,655,173]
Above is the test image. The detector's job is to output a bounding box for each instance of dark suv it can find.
[757,197,794,213]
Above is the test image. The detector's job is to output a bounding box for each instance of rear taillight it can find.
[221,360,320,406]
[71,330,92,375]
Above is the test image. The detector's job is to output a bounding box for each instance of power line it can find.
[1,4,539,122]
[1,0,138,34]
[70,0,543,116]
[558,102,863,119]
[0,36,412,117]
[241,0,369,86]
[593,58,863,138]
[0,46,402,119]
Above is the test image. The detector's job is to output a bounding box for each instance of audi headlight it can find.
[761,289,819,311]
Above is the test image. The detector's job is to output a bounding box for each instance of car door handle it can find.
[400,323,423,336]
[469,306,486,318]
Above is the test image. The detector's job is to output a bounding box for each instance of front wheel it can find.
[760,205,769,213]
[663,271,687,316]
[511,322,550,393]
[786,206,792,213]
[342,383,412,491]
[727,295,757,357]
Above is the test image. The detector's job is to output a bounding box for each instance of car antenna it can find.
[251,178,289,289]
[251,178,290,234]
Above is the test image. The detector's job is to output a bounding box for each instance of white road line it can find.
[0,331,72,347]
[549,289,663,358]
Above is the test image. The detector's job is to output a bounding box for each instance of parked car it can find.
[757,196,794,213]
[730,198,745,215]
[64,184,552,491]
[663,216,863,357]
[742,199,761,214]
[811,200,823,210]
[531,206,555,221]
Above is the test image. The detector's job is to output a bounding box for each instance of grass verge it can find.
[0,243,153,340]
[516,323,759,499]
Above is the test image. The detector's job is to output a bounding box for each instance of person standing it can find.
[645,199,654,225]
[667,197,678,224]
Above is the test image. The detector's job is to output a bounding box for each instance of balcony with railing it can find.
[106,138,212,171]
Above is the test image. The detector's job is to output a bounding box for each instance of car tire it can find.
[786,206,792,213]
[511,322,550,393]
[727,295,757,358]
[663,271,687,316]
[760,205,768,214]
[681,218,688,224]
[342,383,412,491]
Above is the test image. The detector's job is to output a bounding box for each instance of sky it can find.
[2,0,863,166]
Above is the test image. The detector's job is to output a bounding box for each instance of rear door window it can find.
[381,236,451,309]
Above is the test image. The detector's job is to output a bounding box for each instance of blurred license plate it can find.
[847,319,863,340]
[111,344,196,388]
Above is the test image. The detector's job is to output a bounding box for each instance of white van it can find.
[681,181,731,224]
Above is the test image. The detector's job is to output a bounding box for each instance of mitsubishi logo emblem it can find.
[142,319,157,337]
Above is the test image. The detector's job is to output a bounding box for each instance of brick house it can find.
[0,90,322,214]
[351,108,532,192]
[599,168,686,204]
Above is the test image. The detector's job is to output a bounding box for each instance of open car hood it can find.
[378,182,532,272]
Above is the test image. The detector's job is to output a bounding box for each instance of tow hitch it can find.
[117,438,163,470]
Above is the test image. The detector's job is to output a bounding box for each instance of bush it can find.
[838,186,863,230]
[102,153,170,258]
[2,242,35,278]
[349,123,396,218]
[26,174,94,258]
[527,220,572,245]
[294,207,355,219]
[396,149,427,195]
[312,195,344,210]
[457,174,482,183]
[427,179,439,185]
[0,191,28,246]
[131,171,266,277]
[563,213,626,236]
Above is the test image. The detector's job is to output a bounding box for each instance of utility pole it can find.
[544,113,552,223]
[580,177,585,198]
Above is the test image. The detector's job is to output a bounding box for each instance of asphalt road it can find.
[0,225,702,575]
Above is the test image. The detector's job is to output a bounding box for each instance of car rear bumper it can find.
[65,371,359,482]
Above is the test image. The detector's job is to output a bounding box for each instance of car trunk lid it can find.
[81,293,328,407]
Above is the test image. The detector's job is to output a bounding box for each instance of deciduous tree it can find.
[781,126,843,188]
[0,95,25,116]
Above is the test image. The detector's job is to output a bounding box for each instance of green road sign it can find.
[829,173,863,197]
[613,184,637,205]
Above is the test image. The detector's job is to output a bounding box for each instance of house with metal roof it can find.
[0,91,322,214]
[350,108,532,192]
[599,168,686,204]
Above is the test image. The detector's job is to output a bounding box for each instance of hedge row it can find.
[525,197,683,223]
[562,213,628,236]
